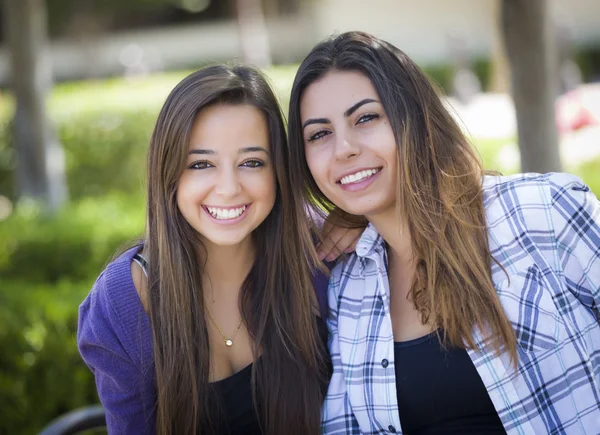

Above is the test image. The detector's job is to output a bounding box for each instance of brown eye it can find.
[241,159,265,168]
[189,160,212,170]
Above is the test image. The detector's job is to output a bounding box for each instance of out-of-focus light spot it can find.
[119,44,144,68]
[0,195,13,221]
[179,0,210,13]
[497,143,520,172]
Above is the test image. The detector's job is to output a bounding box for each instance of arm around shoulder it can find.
[77,271,156,434]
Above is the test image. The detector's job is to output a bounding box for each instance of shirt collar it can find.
[355,223,385,259]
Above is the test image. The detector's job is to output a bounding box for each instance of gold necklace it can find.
[205,306,243,347]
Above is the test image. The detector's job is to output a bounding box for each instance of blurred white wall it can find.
[309,0,600,63]
[0,0,598,84]
[0,17,312,84]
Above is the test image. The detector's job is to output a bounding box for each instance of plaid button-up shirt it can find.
[322,172,600,434]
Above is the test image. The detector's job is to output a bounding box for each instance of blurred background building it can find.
[1,0,599,84]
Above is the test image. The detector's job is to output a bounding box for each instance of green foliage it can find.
[472,58,491,91]
[421,64,455,94]
[0,73,187,201]
[0,194,144,434]
[0,194,145,283]
[569,156,600,195]
[475,138,600,195]
[0,279,99,435]
[575,46,600,83]
[58,108,153,198]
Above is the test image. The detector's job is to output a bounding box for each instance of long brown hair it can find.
[287,32,517,363]
[145,64,328,434]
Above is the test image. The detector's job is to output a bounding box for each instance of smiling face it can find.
[300,70,398,219]
[176,103,276,248]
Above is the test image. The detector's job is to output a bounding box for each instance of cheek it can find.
[246,169,276,204]
[176,174,207,210]
[305,147,329,187]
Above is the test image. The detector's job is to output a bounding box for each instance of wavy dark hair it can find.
[144,64,328,434]
[287,32,517,364]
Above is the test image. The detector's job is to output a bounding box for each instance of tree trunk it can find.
[234,0,272,68]
[501,0,561,173]
[489,0,510,93]
[4,0,67,213]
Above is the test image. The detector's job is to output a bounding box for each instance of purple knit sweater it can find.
[77,246,330,434]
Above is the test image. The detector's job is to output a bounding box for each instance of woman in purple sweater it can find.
[77,65,358,435]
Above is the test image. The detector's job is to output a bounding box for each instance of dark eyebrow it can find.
[240,146,269,154]
[302,118,329,130]
[302,98,379,130]
[344,98,378,117]
[187,147,269,155]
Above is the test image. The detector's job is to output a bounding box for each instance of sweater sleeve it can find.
[77,271,156,434]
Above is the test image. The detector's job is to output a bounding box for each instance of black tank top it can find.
[205,318,330,434]
[394,331,506,434]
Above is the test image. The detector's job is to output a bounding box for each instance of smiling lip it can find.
[202,204,251,225]
[336,167,382,192]
[336,167,382,183]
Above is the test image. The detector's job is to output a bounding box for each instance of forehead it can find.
[300,70,378,117]
[189,103,268,148]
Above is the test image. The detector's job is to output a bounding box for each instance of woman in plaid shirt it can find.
[287,31,600,434]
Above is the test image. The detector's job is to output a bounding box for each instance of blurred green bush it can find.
[0,193,144,282]
[0,279,98,434]
[0,195,144,434]
[0,73,187,200]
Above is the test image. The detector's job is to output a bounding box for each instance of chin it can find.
[204,236,248,247]
[338,198,393,218]
[338,201,377,216]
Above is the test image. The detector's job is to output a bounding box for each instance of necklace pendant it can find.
[225,339,233,347]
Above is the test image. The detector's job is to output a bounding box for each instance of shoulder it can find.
[483,172,595,226]
[93,246,143,311]
[77,246,157,433]
[482,172,589,229]
[484,173,598,278]
[78,245,149,362]
[483,172,589,206]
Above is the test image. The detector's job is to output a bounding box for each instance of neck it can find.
[369,208,418,315]
[368,207,413,266]
[199,237,256,299]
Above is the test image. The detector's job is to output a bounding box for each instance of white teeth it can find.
[339,169,379,185]
[207,205,246,220]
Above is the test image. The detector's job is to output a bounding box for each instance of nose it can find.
[334,134,360,161]
[214,167,242,198]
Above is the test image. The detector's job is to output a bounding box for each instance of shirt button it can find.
[388,425,397,433]
[381,359,389,368]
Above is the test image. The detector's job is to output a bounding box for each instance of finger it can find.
[319,226,349,261]
[326,234,356,261]
[320,220,334,238]
[324,229,353,261]
[325,245,343,262]
[346,230,363,252]
[336,229,363,257]
[316,237,337,261]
